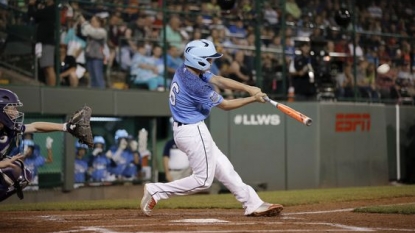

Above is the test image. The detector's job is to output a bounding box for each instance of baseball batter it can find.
[141,39,283,217]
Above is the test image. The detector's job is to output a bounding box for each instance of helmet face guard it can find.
[4,104,24,131]
[0,89,24,132]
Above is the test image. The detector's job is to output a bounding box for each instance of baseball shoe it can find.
[140,184,157,216]
[248,203,283,217]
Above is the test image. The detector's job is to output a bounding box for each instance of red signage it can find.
[335,113,371,132]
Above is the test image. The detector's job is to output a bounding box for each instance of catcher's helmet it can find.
[184,39,222,71]
[114,129,128,141]
[0,88,24,131]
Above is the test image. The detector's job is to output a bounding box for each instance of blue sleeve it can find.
[9,147,20,156]
[35,156,46,167]
[198,71,223,107]
[201,71,214,82]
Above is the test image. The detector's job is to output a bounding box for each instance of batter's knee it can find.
[193,174,214,190]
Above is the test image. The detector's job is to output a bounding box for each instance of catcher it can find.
[0,88,93,202]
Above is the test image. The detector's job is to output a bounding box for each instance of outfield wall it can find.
[209,102,415,190]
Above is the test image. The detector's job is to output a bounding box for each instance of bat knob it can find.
[305,119,313,126]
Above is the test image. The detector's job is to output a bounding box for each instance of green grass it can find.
[0,185,414,212]
[354,204,415,215]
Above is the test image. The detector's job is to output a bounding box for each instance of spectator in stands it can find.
[227,17,247,38]
[262,52,281,94]
[226,50,254,98]
[166,45,183,79]
[130,42,165,90]
[115,21,134,71]
[79,14,107,88]
[283,29,296,61]
[209,16,226,31]
[356,60,380,100]
[74,142,89,184]
[59,44,78,87]
[62,17,87,86]
[106,14,122,74]
[268,35,283,63]
[377,43,391,65]
[348,34,364,60]
[395,61,415,102]
[263,2,278,28]
[122,0,139,22]
[160,15,187,50]
[335,61,354,99]
[191,28,203,41]
[28,0,57,87]
[206,0,221,17]
[193,15,210,38]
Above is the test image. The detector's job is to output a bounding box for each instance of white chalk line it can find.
[283,208,354,215]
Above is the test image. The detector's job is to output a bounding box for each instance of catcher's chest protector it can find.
[0,159,32,202]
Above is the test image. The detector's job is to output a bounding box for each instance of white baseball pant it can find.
[145,121,263,215]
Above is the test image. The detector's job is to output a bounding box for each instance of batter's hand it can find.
[247,86,262,97]
[254,92,267,103]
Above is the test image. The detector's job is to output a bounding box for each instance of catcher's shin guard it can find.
[0,159,32,202]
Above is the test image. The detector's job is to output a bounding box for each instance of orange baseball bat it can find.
[263,96,312,126]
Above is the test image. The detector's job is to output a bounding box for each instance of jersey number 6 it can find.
[169,82,179,106]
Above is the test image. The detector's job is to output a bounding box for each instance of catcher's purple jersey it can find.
[169,64,223,124]
[0,125,25,157]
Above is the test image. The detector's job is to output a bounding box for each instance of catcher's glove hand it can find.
[66,106,93,148]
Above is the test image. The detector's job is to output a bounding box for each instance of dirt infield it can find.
[1,196,414,233]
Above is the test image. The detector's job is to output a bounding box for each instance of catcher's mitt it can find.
[66,106,93,148]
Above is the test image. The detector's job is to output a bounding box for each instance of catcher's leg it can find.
[0,160,32,202]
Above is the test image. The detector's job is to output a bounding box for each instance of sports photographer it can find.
[289,42,316,100]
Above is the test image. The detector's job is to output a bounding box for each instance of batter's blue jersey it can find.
[169,65,223,123]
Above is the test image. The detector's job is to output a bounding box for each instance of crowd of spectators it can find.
[0,0,415,103]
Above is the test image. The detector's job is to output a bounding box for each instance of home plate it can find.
[171,219,229,223]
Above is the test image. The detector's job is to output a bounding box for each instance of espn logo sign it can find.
[335,113,371,132]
